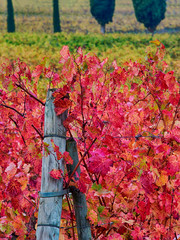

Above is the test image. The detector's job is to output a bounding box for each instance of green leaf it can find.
[8,82,13,92]
[97,205,105,214]
[92,183,102,191]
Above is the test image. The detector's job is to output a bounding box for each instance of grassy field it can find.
[0,0,180,33]
[0,33,179,79]
[0,1,179,80]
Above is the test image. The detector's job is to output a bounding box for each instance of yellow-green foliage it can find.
[0,0,180,33]
[0,33,179,79]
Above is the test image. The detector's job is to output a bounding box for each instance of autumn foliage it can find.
[0,41,179,239]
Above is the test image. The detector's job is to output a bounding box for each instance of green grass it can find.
[0,33,179,79]
[0,0,179,78]
[0,0,180,33]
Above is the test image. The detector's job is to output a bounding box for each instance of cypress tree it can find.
[132,0,166,33]
[53,0,61,32]
[90,0,115,34]
[7,0,15,32]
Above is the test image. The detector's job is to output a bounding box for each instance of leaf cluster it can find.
[0,42,179,239]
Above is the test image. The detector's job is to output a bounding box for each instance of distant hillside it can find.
[0,0,180,33]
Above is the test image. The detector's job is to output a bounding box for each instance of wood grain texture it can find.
[66,139,92,240]
[36,89,67,240]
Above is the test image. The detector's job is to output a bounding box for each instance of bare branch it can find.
[0,104,24,117]
[32,124,44,140]
[9,116,26,146]
[15,84,45,106]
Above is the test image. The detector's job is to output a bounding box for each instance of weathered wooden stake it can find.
[36,89,67,240]
[66,138,92,240]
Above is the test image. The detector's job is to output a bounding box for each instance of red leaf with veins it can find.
[59,45,70,60]
[54,98,71,115]
[50,169,63,180]
[135,199,150,222]
[88,149,113,176]
[167,154,180,175]
[78,178,87,193]
[140,171,156,194]
[7,180,22,197]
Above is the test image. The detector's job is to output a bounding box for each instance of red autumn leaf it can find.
[61,208,72,221]
[59,45,70,60]
[140,171,156,194]
[11,195,23,210]
[169,93,180,106]
[111,111,124,128]
[131,226,144,240]
[53,85,70,99]
[87,209,97,224]
[54,98,71,115]
[166,154,180,176]
[32,64,43,81]
[155,223,167,236]
[102,135,120,151]
[155,143,171,156]
[78,178,87,193]
[63,113,77,128]
[49,169,63,179]
[7,180,22,197]
[88,149,113,176]
[108,233,123,240]
[86,125,101,139]
[164,71,176,92]
[135,199,150,222]
[172,210,179,220]
[51,139,63,160]
[162,109,173,118]
[51,73,60,86]
[5,162,17,180]
[63,151,73,165]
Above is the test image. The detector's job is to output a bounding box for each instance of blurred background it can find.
[0,0,179,80]
[0,0,180,34]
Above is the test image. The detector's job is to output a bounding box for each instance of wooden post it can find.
[36,89,67,240]
[66,138,92,240]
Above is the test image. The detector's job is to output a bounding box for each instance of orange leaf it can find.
[156,172,168,187]
[150,40,161,46]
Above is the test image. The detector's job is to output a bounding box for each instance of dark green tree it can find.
[7,0,15,32]
[90,0,115,34]
[53,0,61,32]
[132,0,166,33]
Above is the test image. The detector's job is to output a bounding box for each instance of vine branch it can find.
[15,83,45,106]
